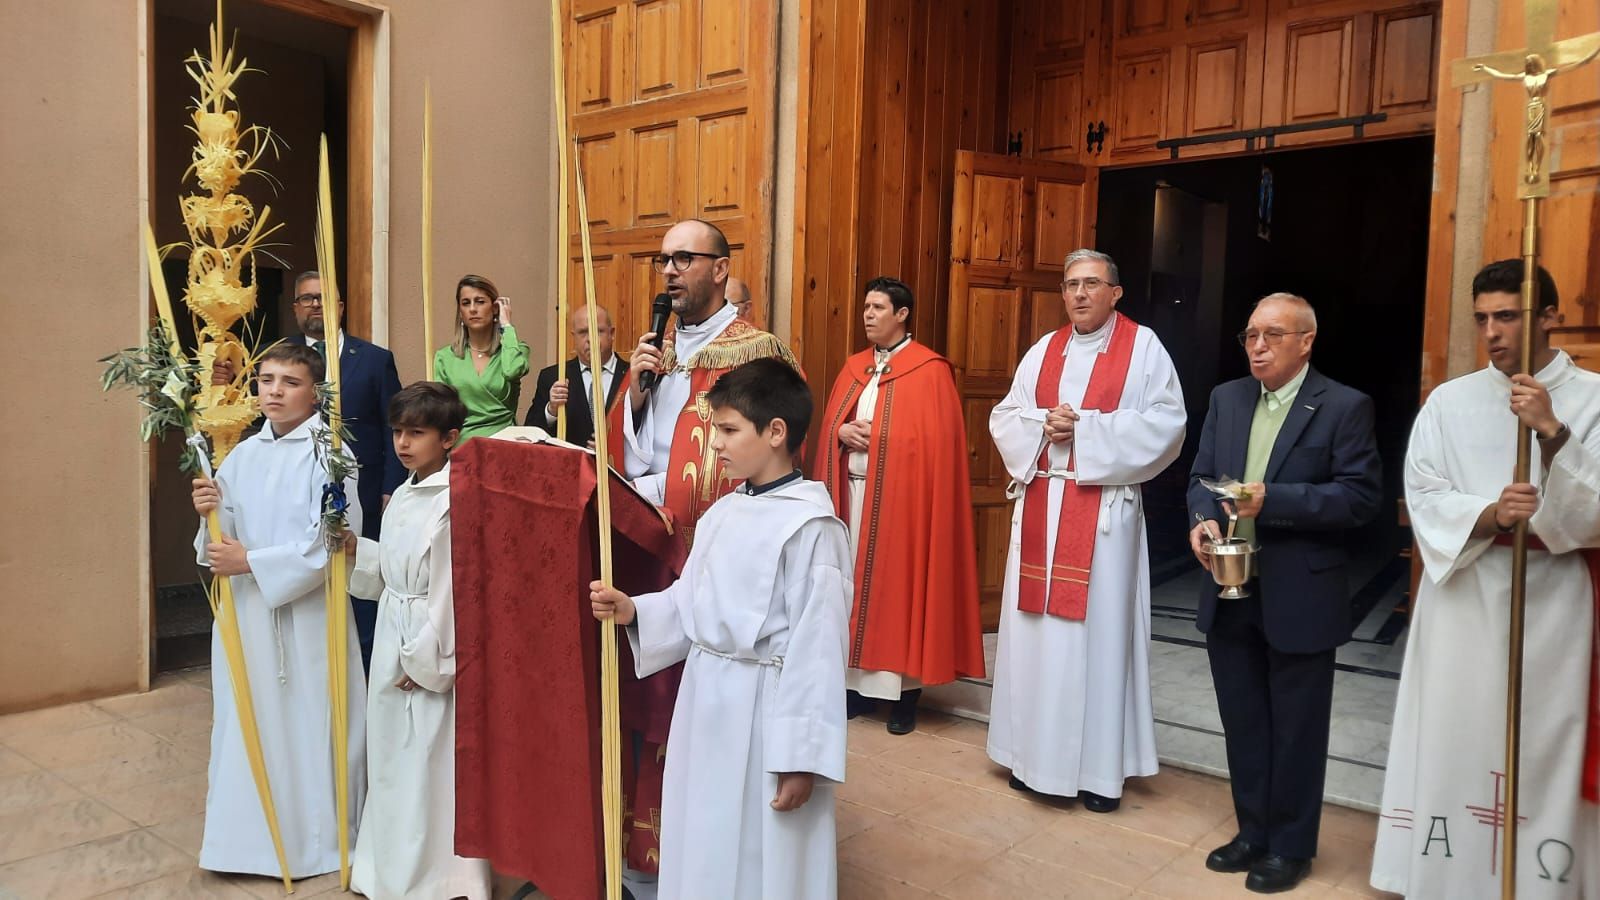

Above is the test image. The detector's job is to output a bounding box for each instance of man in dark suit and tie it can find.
[214,270,406,671]
[286,271,407,539]
[526,304,627,448]
[1186,292,1382,894]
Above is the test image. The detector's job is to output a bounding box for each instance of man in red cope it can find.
[815,276,985,734]
[617,218,799,883]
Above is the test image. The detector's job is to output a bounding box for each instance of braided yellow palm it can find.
[180,0,284,463]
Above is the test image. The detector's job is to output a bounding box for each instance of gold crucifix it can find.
[1450,2,1600,198]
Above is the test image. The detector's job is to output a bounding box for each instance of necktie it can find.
[1264,389,1282,413]
[313,339,327,360]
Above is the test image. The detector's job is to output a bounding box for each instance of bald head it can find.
[1254,292,1317,331]
[570,304,616,363]
[571,304,612,331]
[660,219,731,323]
[1243,292,1317,391]
[665,219,730,257]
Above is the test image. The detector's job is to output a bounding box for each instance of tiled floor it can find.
[929,560,1410,812]
[0,671,1398,899]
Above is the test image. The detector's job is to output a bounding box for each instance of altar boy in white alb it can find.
[592,358,851,900]
[349,382,491,900]
[1372,260,1600,898]
[987,249,1186,812]
[190,342,366,878]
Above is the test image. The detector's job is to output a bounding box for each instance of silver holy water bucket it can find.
[1209,539,1257,599]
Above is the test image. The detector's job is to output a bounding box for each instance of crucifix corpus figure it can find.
[1473,45,1600,189]
[1451,22,1600,199]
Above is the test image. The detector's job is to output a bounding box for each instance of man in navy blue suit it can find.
[214,271,406,671]
[1186,292,1381,894]
[291,271,406,671]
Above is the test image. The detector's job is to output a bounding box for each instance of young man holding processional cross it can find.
[1371,260,1600,897]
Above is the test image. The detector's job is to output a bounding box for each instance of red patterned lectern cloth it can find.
[451,438,687,900]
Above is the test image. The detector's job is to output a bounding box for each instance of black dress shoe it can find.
[846,689,874,720]
[1079,791,1120,813]
[1245,854,1312,893]
[1206,838,1267,873]
[1008,774,1033,793]
[886,688,922,735]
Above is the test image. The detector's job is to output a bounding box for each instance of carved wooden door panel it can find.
[947,150,1091,629]
[562,0,777,348]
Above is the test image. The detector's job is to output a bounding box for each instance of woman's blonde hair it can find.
[449,274,503,358]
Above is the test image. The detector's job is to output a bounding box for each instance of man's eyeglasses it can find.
[651,251,723,274]
[1237,329,1310,347]
[1062,277,1114,293]
[293,293,323,307]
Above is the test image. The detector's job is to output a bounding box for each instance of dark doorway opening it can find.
[1097,136,1432,633]
[149,0,353,672]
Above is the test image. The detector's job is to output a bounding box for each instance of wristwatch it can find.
[1538,421,1569,442]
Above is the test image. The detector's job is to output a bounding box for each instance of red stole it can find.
[601,366,632,472]
[1018,313,1138,619]
[1493,532,1600,803]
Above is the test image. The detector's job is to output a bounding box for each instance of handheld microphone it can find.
[638,292,673,392]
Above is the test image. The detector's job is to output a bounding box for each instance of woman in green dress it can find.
[433,274,531,440]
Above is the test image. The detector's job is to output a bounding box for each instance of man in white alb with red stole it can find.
[618,218,799,879]
[987,249,1186,813]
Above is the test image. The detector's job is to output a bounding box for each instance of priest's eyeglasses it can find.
[1062,277,1113,293]
[651,251,723,273]
[1237,329,1310,347]
[294,293,323,307]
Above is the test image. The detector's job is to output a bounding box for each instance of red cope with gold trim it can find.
[815,341,986,684]
[643,318,801,545]
[1017,312,1138,619]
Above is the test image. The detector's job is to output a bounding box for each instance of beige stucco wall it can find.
[0,0,555,712]
[384,0,556,391]
[0,1,152,711]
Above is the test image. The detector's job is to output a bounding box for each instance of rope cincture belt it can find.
[692,643,784,669]
[1034,468,1078,480]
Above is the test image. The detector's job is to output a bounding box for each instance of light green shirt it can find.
[1235,364,1308,544]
